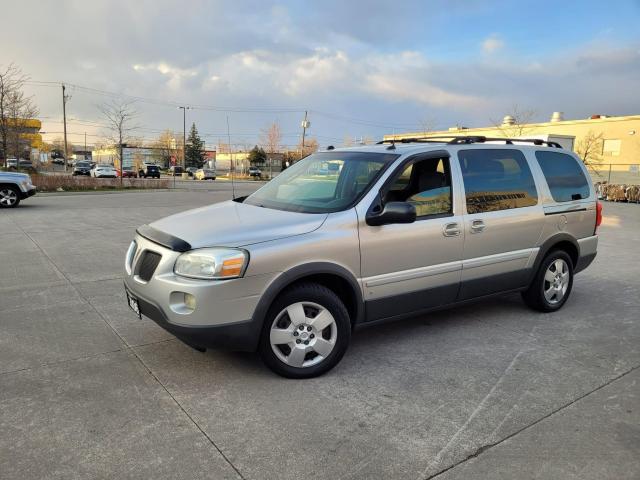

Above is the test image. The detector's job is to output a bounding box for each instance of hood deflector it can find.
[137,224,192,252]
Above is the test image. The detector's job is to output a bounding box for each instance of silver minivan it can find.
[124,137,601,378]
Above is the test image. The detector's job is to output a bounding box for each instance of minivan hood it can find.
[149,200,327,248]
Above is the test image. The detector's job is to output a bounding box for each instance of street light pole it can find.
[178,106,190,170]
[62,84,70,172]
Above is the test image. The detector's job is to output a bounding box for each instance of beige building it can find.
[385,113,640,173]
[216,151,283,175]
[92,146,164,168]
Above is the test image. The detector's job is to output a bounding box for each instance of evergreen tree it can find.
[185,123,205,168]
[248,145,267,166]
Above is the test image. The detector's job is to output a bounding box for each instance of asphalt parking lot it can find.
[1,186,638,480]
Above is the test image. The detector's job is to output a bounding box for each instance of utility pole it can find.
[119,133,124,187]
[300,110,309,161]
[84,132,87,153]
[62,84,69,172]
[178,106,189,170]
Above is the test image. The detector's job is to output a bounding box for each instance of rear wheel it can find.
[522,250,574,312]
[0,185,20,208]
[259,283,351,378]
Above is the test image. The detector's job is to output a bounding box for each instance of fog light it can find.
[184,293,196,311]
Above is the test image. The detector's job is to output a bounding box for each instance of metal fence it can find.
[587,164,640,186]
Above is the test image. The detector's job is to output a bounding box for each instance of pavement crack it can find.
[423,363,640,480]
[130,351,247,480]
[0,348,124,377]
[13,222,246,479]
[421,340,531,478]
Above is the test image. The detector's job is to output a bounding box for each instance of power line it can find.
[43,117,344,141]
[26,79,428,130]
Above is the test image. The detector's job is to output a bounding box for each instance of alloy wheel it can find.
[0,188,18,207]
[543,258,570,304]
[270,301,337,368]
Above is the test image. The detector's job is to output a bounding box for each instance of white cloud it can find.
[132,62,199,90]
[482,34,504,54]
[3,1,639,145]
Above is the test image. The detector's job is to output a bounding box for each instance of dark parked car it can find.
[185,167,198,177]
[73,161,92,176]
[120,166,138,178]
[138,164,161,179]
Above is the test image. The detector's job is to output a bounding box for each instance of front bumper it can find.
[19,187,36,199]
[123,233,277,351]
[125,286,262,351]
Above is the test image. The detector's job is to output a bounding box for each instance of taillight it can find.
[595,200,603,234]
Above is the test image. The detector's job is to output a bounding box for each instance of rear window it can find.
[459,149,538,214]
[535,151,590,202]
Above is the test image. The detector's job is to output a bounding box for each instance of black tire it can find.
[0,185,21,208]
[522,250,574,312]
[258,282,351,379]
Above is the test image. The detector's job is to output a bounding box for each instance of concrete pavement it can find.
[0,187,638,479]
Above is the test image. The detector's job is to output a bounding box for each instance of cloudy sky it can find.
[2,0,640,149]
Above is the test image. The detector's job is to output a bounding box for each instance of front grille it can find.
[136,251,161,281]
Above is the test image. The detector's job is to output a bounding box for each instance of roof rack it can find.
[377,135,563,149]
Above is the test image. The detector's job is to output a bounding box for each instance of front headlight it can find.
[174,248,249,280]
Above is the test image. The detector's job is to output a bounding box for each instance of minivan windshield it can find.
[243,151,398,213]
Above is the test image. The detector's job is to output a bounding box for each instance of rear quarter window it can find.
[535,151,590,202]
[458,149,538,214]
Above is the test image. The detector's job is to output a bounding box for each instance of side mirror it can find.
[366,201,416,226]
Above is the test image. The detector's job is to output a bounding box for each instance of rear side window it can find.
[459,149,538,214]
[535,151,590,202]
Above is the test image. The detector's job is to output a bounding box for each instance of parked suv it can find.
[124,137,601,378]
[0,171,36,208]
[139,164,161,179]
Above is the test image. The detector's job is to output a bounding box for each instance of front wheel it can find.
[259,283,351,378]
[0,185,20,208]
[522,250,574,312]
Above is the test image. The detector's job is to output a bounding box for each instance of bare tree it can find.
[153,129,179,168]
[260,122,282,153]
[576,130,604,174]
[418,117,437,137]
[52,137,74,158]
[297,137,318,158]
[0,63,39,167]
[342,135,354,147]
[217,142,232,154]
[99,99,138,183]
[491,105,537,138]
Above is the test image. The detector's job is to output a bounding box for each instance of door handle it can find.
[470,219,486,233]
[442,223,461,237]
